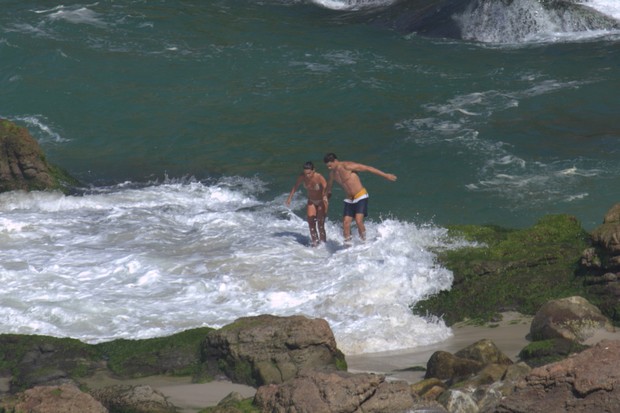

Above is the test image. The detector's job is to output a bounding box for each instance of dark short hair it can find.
[303,161,314,170]
[323,153,337,163]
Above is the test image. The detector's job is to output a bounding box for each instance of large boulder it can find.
[0,384,108,413]
[91,384,176,413]
[254,370,424,413]
[496,339,620,413]
[529,296,614,342]
[202,315,346,387]
[0,118,77,193]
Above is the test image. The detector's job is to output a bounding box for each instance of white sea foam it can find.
[0,179,455,355]
[584,0,620,20]
[309,0,396,11]
[46,7,107,28]
[13,115,68,143]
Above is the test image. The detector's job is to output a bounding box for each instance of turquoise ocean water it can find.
[1,0,619,354]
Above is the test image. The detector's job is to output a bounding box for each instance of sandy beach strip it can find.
[347,311,533,383]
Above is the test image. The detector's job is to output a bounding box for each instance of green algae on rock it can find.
[413,215,592,325]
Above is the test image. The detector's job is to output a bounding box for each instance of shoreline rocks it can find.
[0,118,78,193]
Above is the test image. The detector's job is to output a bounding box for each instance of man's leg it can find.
[343,215,353,242]
[355,213,366,241]
[317,204,327,242]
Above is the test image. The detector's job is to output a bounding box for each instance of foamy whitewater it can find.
[0,179,458,355]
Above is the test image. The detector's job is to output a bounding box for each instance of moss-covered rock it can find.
[0,118,79,193]
[0,328,213,393]
[413,214,592,325]
[94,327,213,380]
[0,334,99,392]
[518,338,588,368]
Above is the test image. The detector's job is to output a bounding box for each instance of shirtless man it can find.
[286,161,329,246]
[323,153,397,242]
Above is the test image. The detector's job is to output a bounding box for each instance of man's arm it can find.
[346,161,398,182]
[325,171,334,198]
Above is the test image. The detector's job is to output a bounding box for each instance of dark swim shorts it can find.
[343,198,368,217]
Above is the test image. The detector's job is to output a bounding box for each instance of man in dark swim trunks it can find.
[323,153,397,243]
[286,161,329,246]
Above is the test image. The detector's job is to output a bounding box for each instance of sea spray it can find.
[0,179,455,354]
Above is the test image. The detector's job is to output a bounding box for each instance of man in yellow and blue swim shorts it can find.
[323,153,397,243]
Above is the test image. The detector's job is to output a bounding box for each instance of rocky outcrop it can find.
[202,314,346,387]
[0,334,100,393]
[529,296,614,342]
[582,203,620,272]
[496,340,620,413]
[425,339,513,383]
[91,384,176,413]
[0,384,108,413]
[0,118,77,193]
[578,204,620,324]
[254,370,431,413]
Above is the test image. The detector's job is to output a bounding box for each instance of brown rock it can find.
[0,119,76,192]
[455,339,514,366]
[1,384,108,413]
[254,370,417,413]
[203,315,346,386]
[91,384,176,413]
[425,351,484,381]
[530,296,614,342]
[496,339,620,413]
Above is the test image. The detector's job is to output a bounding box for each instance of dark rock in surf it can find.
[343,0,620,42]
[0,118,78,193]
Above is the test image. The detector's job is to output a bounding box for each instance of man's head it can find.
[323,153,337,164]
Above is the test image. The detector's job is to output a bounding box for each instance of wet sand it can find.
[347,311,533,383]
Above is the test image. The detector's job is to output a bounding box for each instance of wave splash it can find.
[0,179,456,355]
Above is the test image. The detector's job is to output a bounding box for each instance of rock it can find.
[455,339,514,366]
[254,370,419,413]
[496,340,620,413]
[0,334,100,392]
[0,118,77,193]
[202,315,346,386]
[529,296,614,342]
[518,337,588,368]
[425,351,484,382]
[426,339,513,383]
[411,377,447,399]
[502,362,532,382]
[0,383,108,413]
[603,203,620,224]
[437,389,478,413]
[91,384,176,413]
